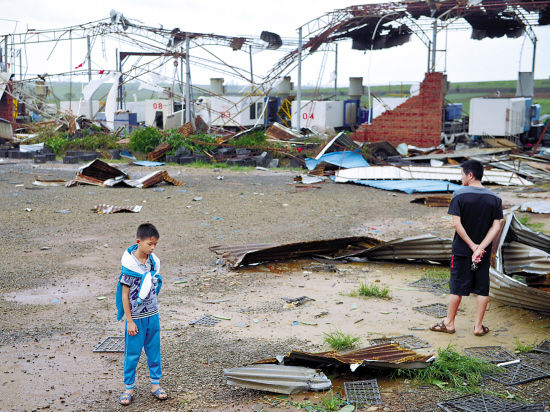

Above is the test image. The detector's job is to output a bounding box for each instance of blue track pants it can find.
[123,314,162,389]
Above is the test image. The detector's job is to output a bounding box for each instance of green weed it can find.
[517,216,545,231]
[423,267,449,282]
[353,282,391,299]
[514,338,536,353]
[322,330,360,351]
[129,127,163,153]
[287,390,344,411]
[397,345,499,393]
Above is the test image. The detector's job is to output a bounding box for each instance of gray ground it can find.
[0,160,549,411]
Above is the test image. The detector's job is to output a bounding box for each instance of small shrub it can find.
[356,282,391,298]
[322,330,360,350]
[517,216,544,231]
[515,338,535,353]
[129,127,163,153]
[319,390,344,411]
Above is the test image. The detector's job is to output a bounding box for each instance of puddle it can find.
[4,282,93,305]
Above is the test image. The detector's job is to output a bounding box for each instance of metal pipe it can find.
[87,35,93,119]
[185,34,192,127]
[431,19,437,72]
[249,45,254,84]
[180,54,185,126]
[334,43,338,99]
[297,26,302,131]
[531,38,537,73]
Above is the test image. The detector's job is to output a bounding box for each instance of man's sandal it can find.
[120,392,134,406]
[430,321,455,334]
[474,325,490,336]
[151,387,168,400]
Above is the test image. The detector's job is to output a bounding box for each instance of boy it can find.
[430,160,503,336]
[115,223,167,405]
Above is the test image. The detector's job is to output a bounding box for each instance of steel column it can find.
[297,26,302,131]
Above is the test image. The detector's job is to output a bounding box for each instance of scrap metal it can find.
[315,131,360,159]
[66,159,127,187]
[502,241,550,276]
[93,204,143,214]
[265,122,302,141]
[411,194,452,207]
[120,170,184,188]
[223,364,332,395]
[256,343,433,370]
[147,142,172,161]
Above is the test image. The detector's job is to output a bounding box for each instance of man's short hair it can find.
[461,159,484,181]
[137,223,160,240]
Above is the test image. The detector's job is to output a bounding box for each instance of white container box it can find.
[195,95,265,128]
[469,97,527,137]
[143,99,173,127]
[291,100,344,130]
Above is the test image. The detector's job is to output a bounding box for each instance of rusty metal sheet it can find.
[266,122,301,141]
[122,170,184,188]
[315,131,360,159]
[210,237,382,269]
[147,142,172,161]
[92,204,142,214]
[256,344,433,371]
[74,159,127,183]
[411,194,452,207]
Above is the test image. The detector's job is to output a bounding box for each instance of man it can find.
[430,160,503,336]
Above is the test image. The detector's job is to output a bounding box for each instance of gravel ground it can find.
[0,160,549,411]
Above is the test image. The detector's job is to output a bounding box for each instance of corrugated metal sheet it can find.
[334,166,532,186]
[411,194,452,207]
[117,170,184,188]
[407,147,512,161]
[93,204,143,214]
[305,151,368,171]
[264,344,433,370]
[344,179,461,194]
[147,142,171,161]
[519,201,550,214]
[315,131,360,159]
[223,365,332,394]
[508,214,550,253]
[502,241,550,275]
[477,159,550,181]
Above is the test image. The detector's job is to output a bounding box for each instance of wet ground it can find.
[0,159,549,411]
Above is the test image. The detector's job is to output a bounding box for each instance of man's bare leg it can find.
[474,295,489,335]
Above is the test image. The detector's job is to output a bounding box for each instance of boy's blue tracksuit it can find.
[116,244,163,390]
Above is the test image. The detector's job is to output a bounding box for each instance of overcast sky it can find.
[2,0,549,89]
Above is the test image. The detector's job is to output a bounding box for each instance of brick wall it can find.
[352,72,446,147]
[0,79,15,126]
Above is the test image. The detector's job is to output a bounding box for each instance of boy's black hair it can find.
[137,223,160,240]
[461,159,484,181]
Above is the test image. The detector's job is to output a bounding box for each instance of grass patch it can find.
[397,345,499,393]
[288,390,344,411]
[350,282,391,299]
[515,338,536,353]
[423,267,449,282]
[322,330,360,351]
[517,216,545,232]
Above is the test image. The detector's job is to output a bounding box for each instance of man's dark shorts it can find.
[449,254,490,296]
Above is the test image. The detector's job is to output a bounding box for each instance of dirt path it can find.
[0,160,549,411]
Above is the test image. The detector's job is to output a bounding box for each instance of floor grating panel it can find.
[409,278,449,294]
[189,314,221,326]
[437,393,525,412]
[93,336,125,353]
[369,334,430,349]
[487,362,550,386]
[463,346,518,363]
[535,339,550,355]
[413,303,448,318]
[344,379,381,405]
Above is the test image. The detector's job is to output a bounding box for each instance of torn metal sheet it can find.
[147,142,172,161]
[315,132,360,159]
[93,204,143,214]
[33,178,66,187]
[406,147,512,162]
[257,344,433,371]
[472,158,550,182]
[66,159,128,187]
[411,194,452,207]
[209,236,382,269]
[266,122,301,141]
[133,160,165,167]
[519,201,550,214]
[295,174,326,185]
[344,179,461,194]
[334,165,532,186]
[306,151,368,171]
[502,241,550,276]
[223,364,332,395]
[120,170,184,188]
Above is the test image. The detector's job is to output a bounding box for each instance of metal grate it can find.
[534,339,550,354]
[463,346,518,363]
[369,335,430,349]
[514,403,547,412]
[413,303,448,318]
[520,352,550,373]
[93,336,125,353]
[344,379,381,405]
[488,362,550,386]
[409,277,449,294]
[437,393,524,412]
[189,314,221,326]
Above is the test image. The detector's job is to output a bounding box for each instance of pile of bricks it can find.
[352,72,446,147]
[0,78,15,127]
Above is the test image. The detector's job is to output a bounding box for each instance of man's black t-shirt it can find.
[448,186,503,256]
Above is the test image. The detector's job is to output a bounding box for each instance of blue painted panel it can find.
[305,151,369,171]
[347,179,461,194]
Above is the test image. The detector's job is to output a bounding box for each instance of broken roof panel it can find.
[334,165,532,186]
[502,241,550,275]
[75,159,128,182]
[121,170,184,188]
[343,179,461,194]
[519,201,550,214]
[305,151,368,171]
[315,131,361,159]
[223,364,332,394]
